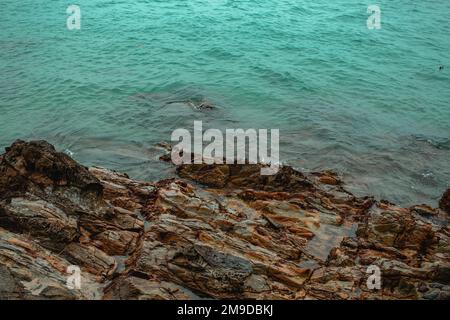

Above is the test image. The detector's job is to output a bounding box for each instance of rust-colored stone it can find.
[0,141,448,300]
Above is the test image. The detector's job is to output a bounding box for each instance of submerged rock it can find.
[0,140,448,300]
[163,99,216,111]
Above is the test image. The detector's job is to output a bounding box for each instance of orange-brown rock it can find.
[0,141,448,300]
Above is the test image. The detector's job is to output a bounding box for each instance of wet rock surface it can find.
[0,140,448,300]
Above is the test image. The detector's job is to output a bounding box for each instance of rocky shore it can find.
[0,140,449,300]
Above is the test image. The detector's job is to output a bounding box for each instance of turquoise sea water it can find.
[1,1,449,206]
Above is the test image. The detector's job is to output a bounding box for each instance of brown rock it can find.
[0,140,102,199]
[439,188,450,214]
[0,140,448,300]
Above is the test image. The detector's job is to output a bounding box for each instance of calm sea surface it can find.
[1,0,449,206]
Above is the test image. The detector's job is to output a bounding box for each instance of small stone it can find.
[418,283,429,293]
[319,175,339,185]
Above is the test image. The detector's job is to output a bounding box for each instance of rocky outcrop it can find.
[440,189,450,214]
[0,140,448,300]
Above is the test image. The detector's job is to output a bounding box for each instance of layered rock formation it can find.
[0,140,448,300]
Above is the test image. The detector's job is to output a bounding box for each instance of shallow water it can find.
[1,1,449,206]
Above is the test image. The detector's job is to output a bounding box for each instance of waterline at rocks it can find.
[0,140,448,300]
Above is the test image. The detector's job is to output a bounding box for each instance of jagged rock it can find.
[0,141,448,300]
[177,163,315,192]
[440,188,450,214]
[103,277,193,300]
[0,227,101,300]
[0,140,102,200]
